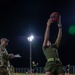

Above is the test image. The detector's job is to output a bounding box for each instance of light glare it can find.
[27,35,34,42]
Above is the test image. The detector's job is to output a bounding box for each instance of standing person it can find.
[32,61,38,75]
[0,38,15,75]
[65,64,70,75]
[42,16,65,75]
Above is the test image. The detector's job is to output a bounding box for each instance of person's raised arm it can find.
[55,16,62,48]
[43,18,53,46]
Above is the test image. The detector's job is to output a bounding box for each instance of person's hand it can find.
[47,18,53,26]
[57,16,62,27]
[9,53,15,58]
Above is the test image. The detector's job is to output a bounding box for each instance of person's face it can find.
[68,64,70,67]
[32,61,35,64]
[1,40,8,47]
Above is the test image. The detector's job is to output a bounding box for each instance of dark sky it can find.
[0,0,75,67]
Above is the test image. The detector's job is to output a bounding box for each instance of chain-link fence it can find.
[14,66,75,74]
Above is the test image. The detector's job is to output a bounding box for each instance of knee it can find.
[45,72,53,75]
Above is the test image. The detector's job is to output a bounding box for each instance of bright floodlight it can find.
[27,35,34,42]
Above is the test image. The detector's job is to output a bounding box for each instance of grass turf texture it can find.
[14,73,75,75]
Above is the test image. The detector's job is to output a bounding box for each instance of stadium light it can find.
[27,35,34,42]
[27,35,34,74]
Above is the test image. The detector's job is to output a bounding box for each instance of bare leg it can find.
[45,72,54,75]
[58,73,65,75]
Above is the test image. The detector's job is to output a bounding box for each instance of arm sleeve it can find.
[3,54,11,60]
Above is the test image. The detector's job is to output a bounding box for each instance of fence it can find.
[14,66,75,74]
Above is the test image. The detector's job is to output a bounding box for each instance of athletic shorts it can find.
[32,68,37,73]
[44,61,65,74]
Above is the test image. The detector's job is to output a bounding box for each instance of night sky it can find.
[0,0,75,68]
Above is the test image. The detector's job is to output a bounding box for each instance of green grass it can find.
[14,73,75,75]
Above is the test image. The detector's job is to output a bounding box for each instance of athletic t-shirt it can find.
[42,44,59,60]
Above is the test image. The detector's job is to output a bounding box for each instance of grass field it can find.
[14,73,75,75]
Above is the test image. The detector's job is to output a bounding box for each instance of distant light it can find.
[68,25,75,35]
[27,35,34,42]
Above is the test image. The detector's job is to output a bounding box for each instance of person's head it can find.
[0,38,9,47]
[32,61,35,64]
[47,41,51,46]
[68,64,70,67]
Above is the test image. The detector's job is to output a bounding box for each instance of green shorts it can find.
[44,61,65,74]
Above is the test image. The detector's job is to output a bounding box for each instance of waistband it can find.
[47,58,60,62]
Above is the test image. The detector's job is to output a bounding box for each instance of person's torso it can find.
[42,44,59,59]
[32,64,37,69]
[0,45,10,67]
